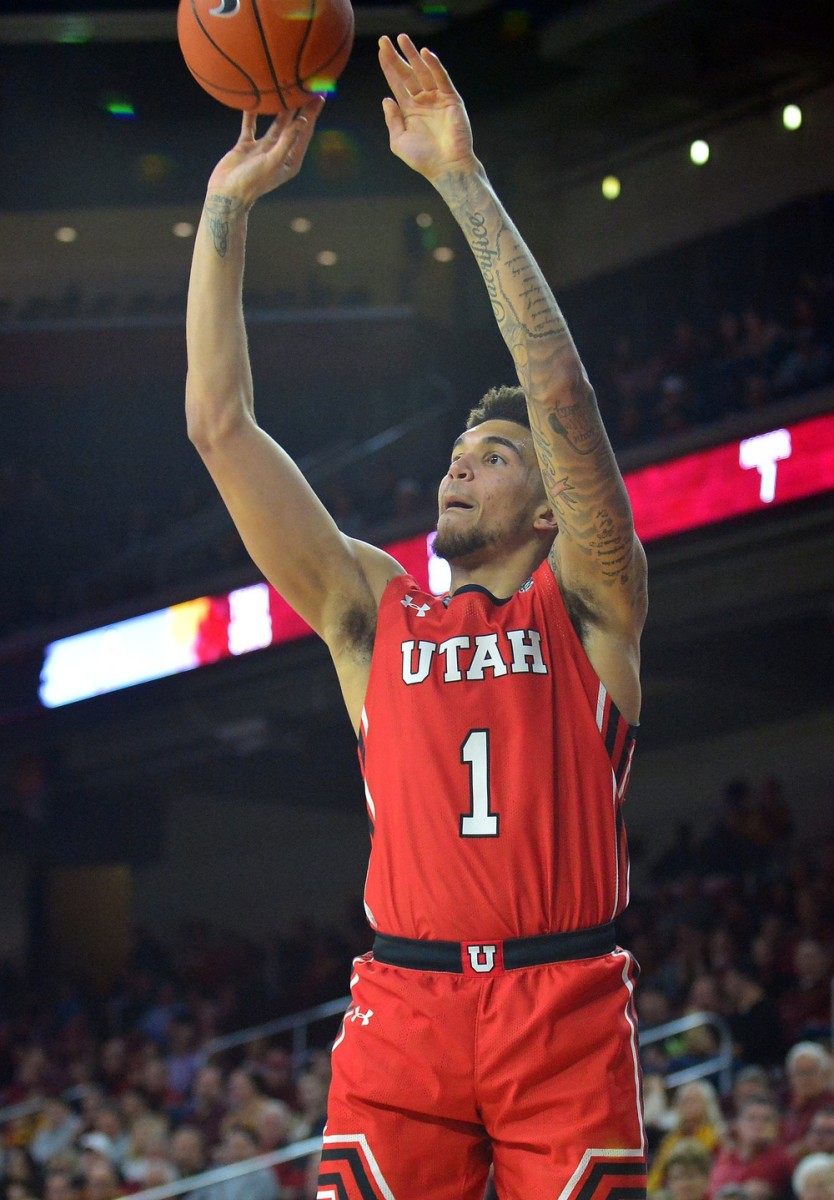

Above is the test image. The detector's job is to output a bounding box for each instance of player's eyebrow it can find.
[451,434,524,460]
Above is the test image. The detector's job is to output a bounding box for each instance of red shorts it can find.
[317,946,646,1200]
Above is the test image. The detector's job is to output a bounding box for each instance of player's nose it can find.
[447,454,474,479]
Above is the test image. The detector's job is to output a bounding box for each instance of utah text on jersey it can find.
[401,628,548,684]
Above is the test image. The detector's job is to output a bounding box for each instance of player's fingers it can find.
[419,47,460,97]
[262,113,287,142]
[397,33,435,90]
[240,111,258,140]
[381,95,405,140]
[378,35,417,103]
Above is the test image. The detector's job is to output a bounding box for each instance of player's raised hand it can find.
[379,34,477,182]
[206,96,325,206]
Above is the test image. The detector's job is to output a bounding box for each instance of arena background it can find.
[0,0,833,992]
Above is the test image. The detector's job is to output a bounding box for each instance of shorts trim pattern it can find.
[318,1133,396,1200]
[558,1150,647,1200]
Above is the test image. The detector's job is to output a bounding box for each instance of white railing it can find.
[199,995,349,1065]
[640,1009,735,1094]
[118,1135,323,1200]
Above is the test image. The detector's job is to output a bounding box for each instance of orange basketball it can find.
[177,0,354,113]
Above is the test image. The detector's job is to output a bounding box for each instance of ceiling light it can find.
[602,175,621,200]
[690,139,710,165]
[783,104,802,131]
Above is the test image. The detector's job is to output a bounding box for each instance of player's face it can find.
[434,419,546,563]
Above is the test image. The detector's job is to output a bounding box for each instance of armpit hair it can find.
[336,601,377,662]
[559,581,598,648]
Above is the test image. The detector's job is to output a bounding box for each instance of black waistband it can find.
[372,922,617,973]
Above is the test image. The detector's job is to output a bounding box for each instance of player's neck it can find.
[447,545,547,600]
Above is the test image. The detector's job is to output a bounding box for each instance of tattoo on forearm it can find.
[204,194,244,258]
[439,168,640,589]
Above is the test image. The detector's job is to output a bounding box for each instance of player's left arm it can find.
[379,34,648,722]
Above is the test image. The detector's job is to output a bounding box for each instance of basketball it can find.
[177,0,354,113]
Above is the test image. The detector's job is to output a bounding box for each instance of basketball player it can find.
[186,33,648,1200]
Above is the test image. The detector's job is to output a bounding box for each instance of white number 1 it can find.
[460,729,499,837]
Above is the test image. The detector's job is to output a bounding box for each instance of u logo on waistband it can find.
[465,943,499,973]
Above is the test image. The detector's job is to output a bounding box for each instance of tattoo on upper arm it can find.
[205,194,243,258]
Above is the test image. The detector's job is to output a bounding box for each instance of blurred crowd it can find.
[0,775,830,1200]
[598,283,833,447]
[1,253,832,641]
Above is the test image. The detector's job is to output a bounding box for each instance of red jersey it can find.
[358,560,636,941]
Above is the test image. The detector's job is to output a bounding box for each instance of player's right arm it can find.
[185,105,402,708]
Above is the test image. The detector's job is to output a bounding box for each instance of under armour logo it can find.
[401,595,430,617]
[209,0,239,14]
[466,944,497,973]
[348,1007,374,1025]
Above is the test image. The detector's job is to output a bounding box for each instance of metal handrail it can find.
[200,996,349,1065]
[0,1083,96,1127]
[640,1009,735,1095]
[117,1135,323,1200]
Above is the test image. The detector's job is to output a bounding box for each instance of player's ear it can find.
[532,503,559,534]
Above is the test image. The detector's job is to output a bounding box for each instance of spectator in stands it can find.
[89,1103,130,1169]
[255,1100,306,1199]
[738,309,786,379]
[77,1087,106,1138]
[793,887,834,949]
[647,1081,725,1193]
[791,1154,834,1200]
[121,1113,172,1187]
[654,374,698,437]
[780,1044,834,1155]
[80,1157,123,1200]
[798,1109,834,1160]
[42,1168,82,1200]
[287,1069,328,1144]
[748,918,794,1001]
[697,780,759,881]
[657,1138,714,1200]
[725,1068,776,1121]
[169,1129,218,1200]
[207,1126,279,1200]
[181,1063,227,1148]
[166,1014,203,1098]
[170,1125,208,1179]
[76,1134,117,1178]
[722,960,786,1068]
[220,1068,271,1139]
[137,981,185,1049]
[739,373,774,412]
[704,311,749,415]
[96,1039,128,1098]
[254,1047,297,1110]
[136,1052,183,1115]
[710,1096,793,1200]
[28,1097,82,1167]
[0,1147,42,1198]
[773,329,833,397]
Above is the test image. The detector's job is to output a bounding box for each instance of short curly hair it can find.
[466,385,529,430]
